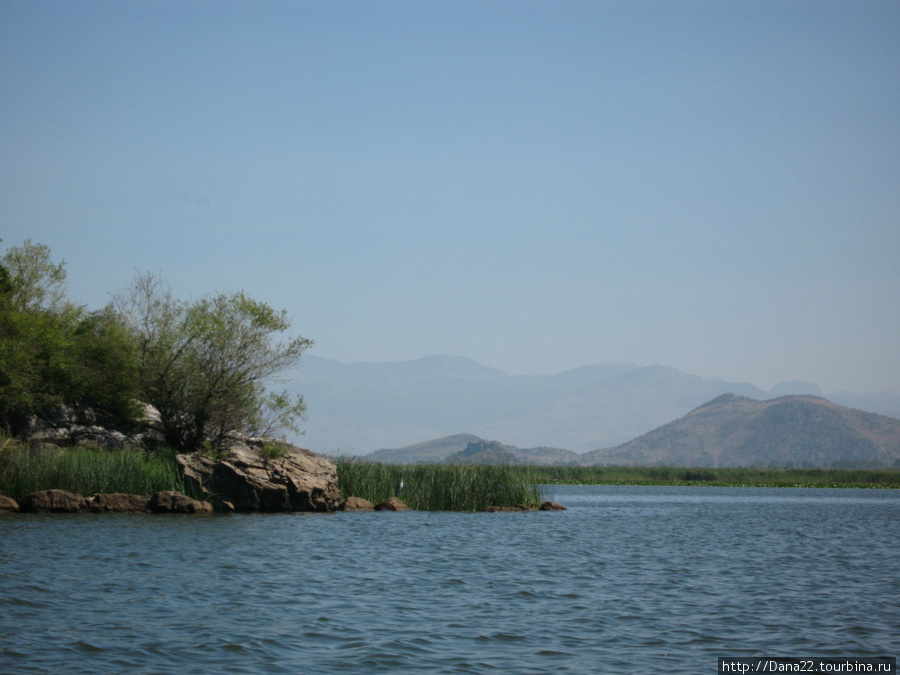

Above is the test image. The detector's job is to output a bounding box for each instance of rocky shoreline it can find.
[1,404,566,514]
[0,489,213,514]
[1,489,566,514]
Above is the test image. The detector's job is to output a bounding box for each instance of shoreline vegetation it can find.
[333,459,546,511]
[4,439,897,512]
[0,440,202,503]
[526,465,900,489]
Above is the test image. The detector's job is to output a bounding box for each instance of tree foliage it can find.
[2,239,68,312]
[0,240,312,449]
[115,272,313,450]
[0,241,140,431]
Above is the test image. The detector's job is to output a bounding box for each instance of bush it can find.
[258,442,289,462]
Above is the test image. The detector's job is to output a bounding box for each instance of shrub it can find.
[258,442,289,462]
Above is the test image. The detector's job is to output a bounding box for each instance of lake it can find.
[2,485,898,673]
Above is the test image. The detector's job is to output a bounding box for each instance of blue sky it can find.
[2,0,898,393]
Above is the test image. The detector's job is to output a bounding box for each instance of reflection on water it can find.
[2,486,898,674]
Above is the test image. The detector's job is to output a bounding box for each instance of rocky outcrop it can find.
[339,496,374,511]
[373,497,411,511]
[22,403,164,450]
[482,501,567,512]
[19,489,88,513]
[148,490,213,514]
[482,504,533,512]
[539,501,567,511]
[176,440,343,512]
[15,489,211,514]
[0,495,19,512]
[88,493,150,513]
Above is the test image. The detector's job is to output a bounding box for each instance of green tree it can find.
[2,238,68,312]
[0,241,139,432]
[115,272,312,450]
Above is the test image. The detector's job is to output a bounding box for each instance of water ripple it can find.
[1,486,898,673]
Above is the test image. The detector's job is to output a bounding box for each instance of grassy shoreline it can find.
[4,438,898,509]
[334,459,545,511]
[0,440,195,501]
[526,465,900,489]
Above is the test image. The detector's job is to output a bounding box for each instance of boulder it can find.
[0,495,19,512]
[88,493,150,513]
[373,497,411,511]
[148,491,213,514]
[482,504,532,512]
[540,501,567,511]
[339,496,374,511]
[19,489,87,513]
[176,441,342,512]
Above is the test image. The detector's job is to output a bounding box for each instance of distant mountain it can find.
[582,394,900,468]
[446,440,520,465]
[290,355,767,453]
[287,354,899,456]
[827,390,900,422]
[367,433,482,464]
[368,434,583,465]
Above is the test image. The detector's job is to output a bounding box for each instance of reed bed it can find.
[335,459,545,511]
[528,465,900,488]
[0,440,193,501]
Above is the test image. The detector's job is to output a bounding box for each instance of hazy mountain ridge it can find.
[289,355,899,455]
[368,436,582,466]
[370,395,900,468]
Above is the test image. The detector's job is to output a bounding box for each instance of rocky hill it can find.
[582,394,900,468]
[366,433,482,464]
[446,440,520,465]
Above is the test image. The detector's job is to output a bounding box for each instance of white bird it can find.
[395,473,404,497]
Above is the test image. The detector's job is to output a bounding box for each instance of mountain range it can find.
[288,355,900,456]
[367,395,900,468]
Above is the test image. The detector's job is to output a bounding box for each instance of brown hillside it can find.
[585,394,900,468]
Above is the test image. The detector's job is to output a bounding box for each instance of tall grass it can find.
[0,439,194,501]
[335,460,545,511]
[528,465,900,488]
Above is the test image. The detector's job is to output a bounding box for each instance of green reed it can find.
[0,440,193,500]
[527,465,900,488]
[335,459,545,511]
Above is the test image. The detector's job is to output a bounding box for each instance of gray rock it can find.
[22,403,162,450]
[176,441,342,512]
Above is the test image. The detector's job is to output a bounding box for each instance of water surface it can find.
[2,485,897,673]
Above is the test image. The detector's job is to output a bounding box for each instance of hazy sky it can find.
[2,1,898,394]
